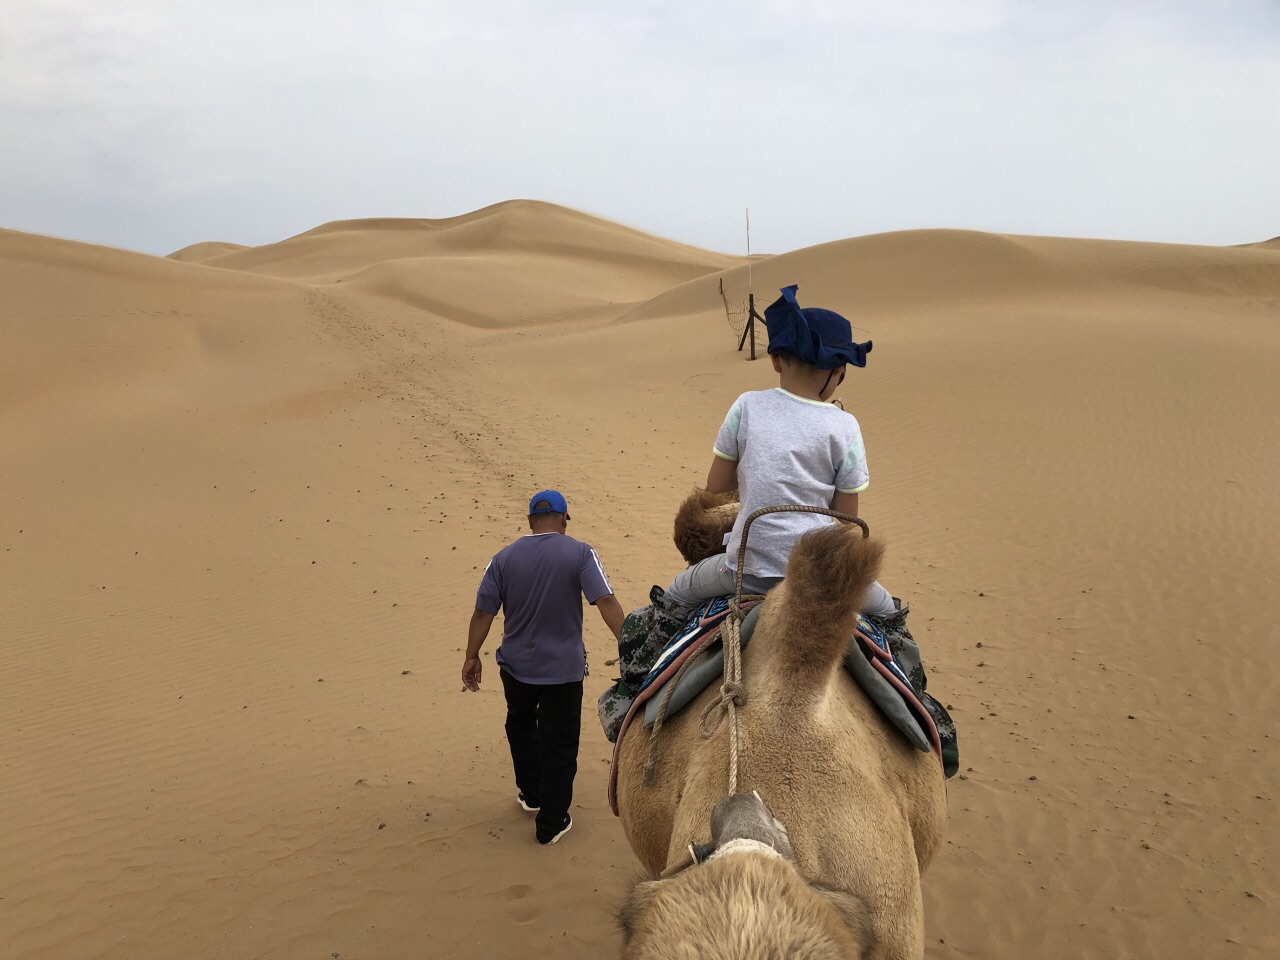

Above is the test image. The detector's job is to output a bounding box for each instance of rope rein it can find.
[647,505,870,797]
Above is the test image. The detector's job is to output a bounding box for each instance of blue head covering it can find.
[763,285,871,370]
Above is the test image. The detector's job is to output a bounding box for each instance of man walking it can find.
[462,490,625,844]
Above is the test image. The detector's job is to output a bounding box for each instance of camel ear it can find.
[811,885,877,957]
[616,880,665,945]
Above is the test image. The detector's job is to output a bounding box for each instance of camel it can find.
[615,506,948,959]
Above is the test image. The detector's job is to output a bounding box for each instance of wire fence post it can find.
[745,209,755,361]
[735,293,762,360]
[724,210,765,359]
[736,294,752,354]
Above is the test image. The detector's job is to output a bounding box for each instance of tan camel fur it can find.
[618,792,876,958]
[616,523,947,959]
[619,848,873,959]
[671,487,738,566]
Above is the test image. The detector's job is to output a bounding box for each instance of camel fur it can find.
[618,792,876,959]
[616,523,947,959]
[672,487,738,566]
[618,848,874,959]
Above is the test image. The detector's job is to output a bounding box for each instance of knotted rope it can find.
[645,504,870,797]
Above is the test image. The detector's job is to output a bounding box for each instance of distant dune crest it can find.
[166,241,249,262]
[622,227,1280,324]
[161,199,741,327]
[18,201,1280,333]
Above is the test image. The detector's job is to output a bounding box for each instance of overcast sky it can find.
[2,1,1277,256]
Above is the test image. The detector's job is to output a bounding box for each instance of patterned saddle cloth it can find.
[599,588,959,815]
[637,595,743,696]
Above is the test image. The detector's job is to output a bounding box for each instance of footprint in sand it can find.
[503,884,540,923]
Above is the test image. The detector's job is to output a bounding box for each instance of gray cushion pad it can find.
[642,605,932,752]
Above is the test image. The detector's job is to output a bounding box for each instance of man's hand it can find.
[463,609,496,692]
[462,656,483,692]
[595,593,626,642]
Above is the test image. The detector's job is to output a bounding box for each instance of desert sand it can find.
[2,199,1277,958]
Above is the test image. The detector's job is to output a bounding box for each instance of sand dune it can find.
[166,240,249,262]
[204,200,738,278]
[188,200,740,326]
[623,228,1280,324]
[0,228,311,424]
[2,202,1278,960]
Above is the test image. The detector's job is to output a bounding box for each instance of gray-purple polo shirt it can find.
[475,533,613,685]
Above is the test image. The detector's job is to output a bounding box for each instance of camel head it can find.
[673,487,740,566]
[617,793,874,959]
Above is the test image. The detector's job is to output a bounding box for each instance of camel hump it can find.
[764,524,886,693]
[785,523,884,618]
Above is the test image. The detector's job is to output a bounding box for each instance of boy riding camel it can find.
[600,285,957,774]
[662,284,897,618]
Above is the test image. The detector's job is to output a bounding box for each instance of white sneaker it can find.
[517,793,539,813]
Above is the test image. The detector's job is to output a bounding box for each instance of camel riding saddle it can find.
[599,591,959,815]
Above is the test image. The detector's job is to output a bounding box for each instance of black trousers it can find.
[499,668,582,834]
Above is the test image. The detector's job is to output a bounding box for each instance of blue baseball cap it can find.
[528,489,570,519]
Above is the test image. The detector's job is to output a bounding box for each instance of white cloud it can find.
[1,0,1276,254]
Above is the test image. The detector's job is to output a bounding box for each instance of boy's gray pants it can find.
[664,554,897,617]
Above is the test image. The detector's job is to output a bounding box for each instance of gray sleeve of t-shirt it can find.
[713,395,746,461]
[835,416,870,493]
[578,545,613,604]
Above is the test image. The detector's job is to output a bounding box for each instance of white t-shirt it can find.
[713,388,869,579]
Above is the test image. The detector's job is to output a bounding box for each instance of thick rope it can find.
[637,505,870,798]
[697,600,749,792]
[643,599,763,786]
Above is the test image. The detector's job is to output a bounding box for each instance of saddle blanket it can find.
[602,596,958,816]
[638,595,742,696]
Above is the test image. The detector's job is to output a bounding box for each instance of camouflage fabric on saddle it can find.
[597,584,686,743]
[597,590,959,778]
[863,604,959,778]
